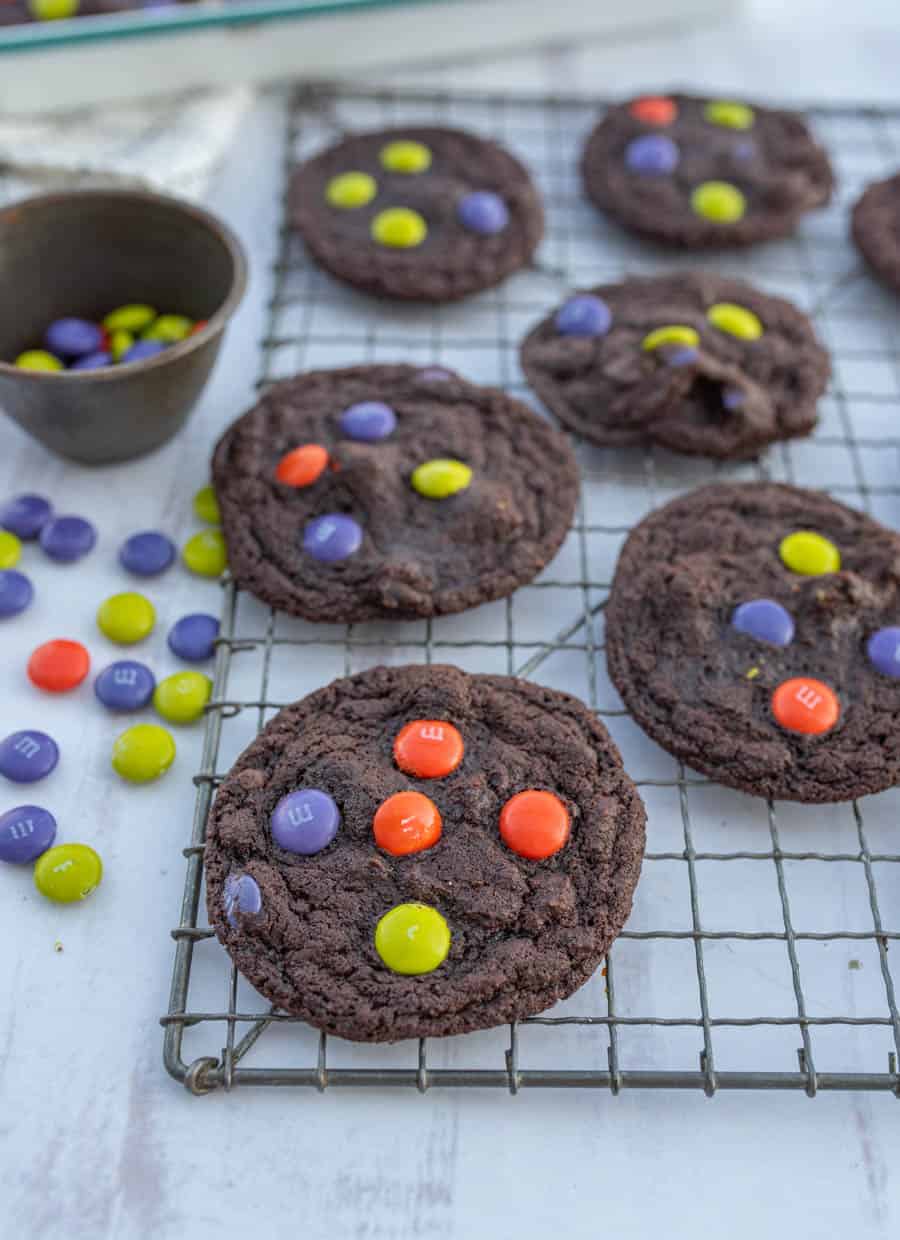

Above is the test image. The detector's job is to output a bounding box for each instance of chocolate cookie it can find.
[289,126,543,300]
[205,664,646,1041]
[581,94,834,248]
[852,172,900,294]
[606,483,900,803]
[212,364,578,623]
[520,272,830,459]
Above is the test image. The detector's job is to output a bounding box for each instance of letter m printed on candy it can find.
[287,801,314,827]
[15,735,40,760]
[795,684,822,712]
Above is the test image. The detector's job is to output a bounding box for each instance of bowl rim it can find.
[0,187,249,383]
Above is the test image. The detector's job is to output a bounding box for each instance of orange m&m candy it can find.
[629,96,677,126]
[373,791,442,856]
[275,444,329,488]
[499,789,570,860]
[27,639,90,693]
[771,677,840,736]
[393,720,464,779]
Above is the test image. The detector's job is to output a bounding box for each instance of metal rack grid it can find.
[163,85,900,1096]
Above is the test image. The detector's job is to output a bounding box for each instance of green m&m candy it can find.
[193,485,220,525]
[15,349,63,372]
[326,171,377,208]
[112,723,176,783]
[34,844,102,903]
[641,324,700,352]
[142,315,193,344]
[371,208,427,249]
[707,302,763,340]
[0,531,22,570]
[97,592,156,644]
[27,0,79,19]
[704,100,755,131]
[109,330,134,362]
[103,304,157,334]
[183,529,227,577]
[691,181,746,223]
[153,671,212,725]
[411,458,472,500]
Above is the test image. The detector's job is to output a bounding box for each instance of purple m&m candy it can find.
[121,340,167,364]
[167,613,220,662]
[119,530,176,577]
[94,660,156,712]
[71,351,112,371]
[458,191,510,235]
[224,873,262,927]
[303,513,363,563]
[0,805,57,865]
[555,294,612,338]
[339,401,397,443]
[0,570,33,618]
[40,515,96,563]
[1,493,52,539]
[418,367,453,383]
[731,598,794,647]
[657,344,699,368]
[722,387,746,411]
[44,318,103,359]
[271,788,340,855]
[866,627,900,678]
[624,134,679,176]
[0,730,59,783]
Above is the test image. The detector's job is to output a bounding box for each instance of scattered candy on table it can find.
[167,613,220,662]
[182,528,227,577]
[0,530,22,569]
[112,723,176,783]
[27,639,90,693]
[0,493,52,539]
[11,304,196,372]
[33,843,102,904]
[97,592,156,644]
[192,486,220,525]
[94,661,156,712]
[0,570,34,618]
[0,805,57,865]
[375,903,451,975]
[39,514,96,563]
[152,671,212,725]
[119,530,176,577]
[0,730,59,783]
[271,789,341,855]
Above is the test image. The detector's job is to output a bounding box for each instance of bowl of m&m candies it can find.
[0,189,247,464]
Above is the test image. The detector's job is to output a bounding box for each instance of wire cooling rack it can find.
[163,86,900,1096]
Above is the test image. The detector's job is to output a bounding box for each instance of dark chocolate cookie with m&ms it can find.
[581,94,834,248]
[606,483,900,803]
[851,171,900,295]
[212,364,578,623]
[205,664,646,1041]
[289,127,543,300]
[520,272,830,459]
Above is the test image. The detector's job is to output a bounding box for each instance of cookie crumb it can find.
[848,958,862,970]
[53,940,63,953]
[745,666,760,680]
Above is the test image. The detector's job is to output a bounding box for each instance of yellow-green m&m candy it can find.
[704,100,755,130]
[706,302,763,340]
[0,530,22,569]
[112,723,176,783]
[411,458,472,500]
[103,304,157,334]
[193,485,220,525]
[27,0,79,20]
[153,671,212,725]
[97,592,155,644]
[641,325,700,352]
[34,844,102,903]
[779,530,841,576]
[15,349,63,372]
[326,171,377,208]
[183,528,227,577]
[691,181,746,223]
[142,314,193,343]
[380,140,432,174]
[371,208,427,249]
[375,902,450,975]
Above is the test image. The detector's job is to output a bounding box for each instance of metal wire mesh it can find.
[163,86,900,1096]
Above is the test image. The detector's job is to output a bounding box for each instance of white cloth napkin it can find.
[0,86,253,204]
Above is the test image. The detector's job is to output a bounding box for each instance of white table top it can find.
[3,6,900,1238]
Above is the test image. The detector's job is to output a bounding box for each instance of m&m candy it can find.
[707,302,763,340]
[27,639,90,692]
[326,172,377,209]
[0,804,57,865]
[183,528,227,577]
[380,140,432,173]
[0,730,59,783]
[375,903,450,975]
[705,100,754,130]
[275,444,329,488]
[625,134,679,175]
[458,191,509,235]
[0,531,21,569]
[418,367,453,383]
[109,330,134,362]
[153,671,212,725]
[371,208,428,249]
[411,459,472,500]
[339,401,397,442]
[302,514,363,563]
[271,788,340,855]
[34,843,102,903]
[119,530,176,577]
[28,0,80,22]
[224,873,262,927]
[0,570,33,618]
[1,493,52,539]
[121,340,166,365]
[394,720,464,779]
[39,515,96,563]
[94,661,156,712]
[866,627,900,678]
[771,677,839,736]
[691,182,747,223]
[103,304,157,333]
[142,315,193,343]
[555,294,612,337]
[192,486,220,525]
[97,592,155,644]
[112,723,176,783]
[167,613,220,662]
[45,317,103,359]
[779,531,841,576]
[731,599,794,647]
[15,350,63,372]
[629,96,677,125]
[642,325,700,352]
[373,791,442,856]
[71,352,112,371]
[499,789,570,860]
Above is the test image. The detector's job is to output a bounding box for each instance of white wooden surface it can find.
[3,5,900,1237]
